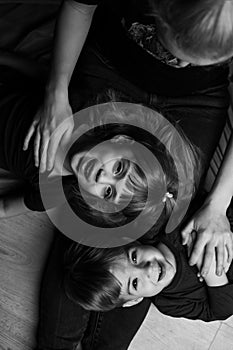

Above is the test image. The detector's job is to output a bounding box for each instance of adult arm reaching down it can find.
[23,0,97,173]
[182,133,233,277]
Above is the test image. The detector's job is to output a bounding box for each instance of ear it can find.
[122,297,144,308]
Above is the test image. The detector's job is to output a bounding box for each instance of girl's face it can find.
[110,243,176,301]
[70,140,136,203]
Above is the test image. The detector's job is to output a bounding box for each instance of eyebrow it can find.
[127,278,132,296]
[126,250,133,296]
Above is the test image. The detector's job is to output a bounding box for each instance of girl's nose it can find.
[98,170,115,184]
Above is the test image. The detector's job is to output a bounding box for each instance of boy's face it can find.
[110,243,176,302]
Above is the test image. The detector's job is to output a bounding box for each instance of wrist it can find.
[46,74,69,95]
[45,82,69,102]
[206,190,232,214]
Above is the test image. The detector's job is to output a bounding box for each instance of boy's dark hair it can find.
[152,0,233,60]
[63,243,128,311]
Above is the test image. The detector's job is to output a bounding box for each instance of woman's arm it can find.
[47,0,97,94]
[23,0,97,173]
[182,134,233,277]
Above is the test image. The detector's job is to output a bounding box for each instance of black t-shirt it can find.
[86,0,230,96]
[0,69,75,211]
[153,232,233,321]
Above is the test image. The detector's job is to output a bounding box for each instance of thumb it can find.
[181,220,194,245]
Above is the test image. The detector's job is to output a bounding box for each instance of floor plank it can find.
[129,305,221,350]
[209,323,233,350]
[0,212,54,350]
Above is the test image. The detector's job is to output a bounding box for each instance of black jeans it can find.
[37,42,230,350]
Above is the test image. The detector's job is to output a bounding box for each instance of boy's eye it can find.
[104,185,112,199]
[132,278,138,290]
[113,160,123,176]
[131,250,137,264]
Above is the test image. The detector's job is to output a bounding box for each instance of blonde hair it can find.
[68,91,202,233]
[150,0,233,60]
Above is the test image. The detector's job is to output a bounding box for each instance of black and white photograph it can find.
[1,1,233,349]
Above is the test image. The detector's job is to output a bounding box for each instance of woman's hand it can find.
[181,199,233,277]
[23,89,74,172]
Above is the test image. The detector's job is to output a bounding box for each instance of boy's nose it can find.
[141,261,158,279]
[134,260,154,275]
[145,262,154,277]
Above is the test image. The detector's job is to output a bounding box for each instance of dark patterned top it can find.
[126,22,184,68]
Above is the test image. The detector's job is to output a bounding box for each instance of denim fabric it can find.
[37,233,90,350]
[37,41,230,350]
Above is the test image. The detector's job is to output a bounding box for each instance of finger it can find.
[46,131,64,171]
[181,220,194,245]
[189,234,208,266]
[224,235,233,272]
[187,230,197,257]
[39,132,50,173]
[200,244,215,277]
[23,122,37,150]
[224,245,231,273]
[61,123,73,145]
[34,128,41,167]
[227,233,233,263]
[216,243,224,276]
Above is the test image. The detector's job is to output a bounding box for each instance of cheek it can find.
[76,175,87,189]
[143,282,163,297]
[77,178,98,197]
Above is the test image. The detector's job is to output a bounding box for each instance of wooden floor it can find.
[0,212,233,350]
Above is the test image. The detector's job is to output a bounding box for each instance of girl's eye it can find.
[132,278,138,290]
[104,186,112,199]
[113,161,123,176]
[131,250,137,264]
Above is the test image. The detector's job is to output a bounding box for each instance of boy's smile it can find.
[110,243,177,301]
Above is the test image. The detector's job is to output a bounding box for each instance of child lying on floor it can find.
[64,228,233,322]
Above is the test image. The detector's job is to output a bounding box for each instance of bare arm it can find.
[47,0,97,92]
[23,0,97,172]
[182,133,233,277]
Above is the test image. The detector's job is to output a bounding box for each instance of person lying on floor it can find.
[64,227,233,322]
